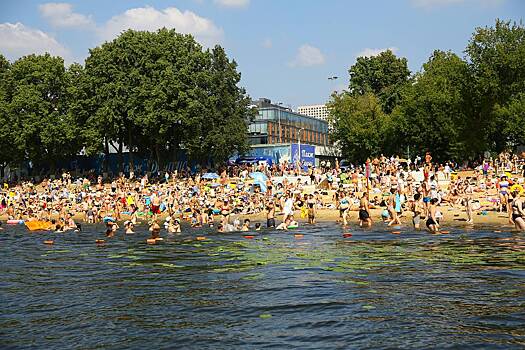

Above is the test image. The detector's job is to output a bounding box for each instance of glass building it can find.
[248,98,329,146]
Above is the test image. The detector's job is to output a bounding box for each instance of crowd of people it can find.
[1,152,525,241]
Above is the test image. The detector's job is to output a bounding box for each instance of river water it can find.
[1,223,525,349]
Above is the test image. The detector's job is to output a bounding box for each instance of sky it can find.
[0,0,523,108]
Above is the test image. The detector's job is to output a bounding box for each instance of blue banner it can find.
[291,143,315,170]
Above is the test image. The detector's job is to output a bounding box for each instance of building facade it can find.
[244,98,335,166]
[248,98,329,147]
[297,104,330,122]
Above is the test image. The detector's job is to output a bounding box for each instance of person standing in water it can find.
[307,194,316,224]
[358,192,372,227]
[282,193,295,223]
[338,191,350,226]
[510,191,525,231]
[410,193,423,230]
[387,188,401,226]
[426,198,440,233]
[266,200,276,228]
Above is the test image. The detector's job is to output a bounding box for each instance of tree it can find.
[328,92,388,163]
[466,19,525,152]
[392,50,472,161]
[82,28,253,172]
[496,93,525,148]
[349,50,411,114]
[5,54,80,173]
[0,54,15,176]
[191,45,255,163]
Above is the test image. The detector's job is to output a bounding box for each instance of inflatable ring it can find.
[7,220,24,225]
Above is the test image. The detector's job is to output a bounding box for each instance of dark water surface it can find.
[1,222,525,349]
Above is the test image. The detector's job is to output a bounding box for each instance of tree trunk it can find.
[155,143,161,176]
[49,159,56,177]
[128,128,134,175]
[117,139,123,175]
[104,138,110,174]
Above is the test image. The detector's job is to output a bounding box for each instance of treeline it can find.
[0,28,255,174]
[329,20,525,163]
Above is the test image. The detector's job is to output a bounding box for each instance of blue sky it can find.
[0,0,523,107]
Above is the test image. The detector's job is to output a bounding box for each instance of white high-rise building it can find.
[297,104,330,122]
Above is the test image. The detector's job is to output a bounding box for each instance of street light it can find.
[298,127,304,170]
[277,102,283,143]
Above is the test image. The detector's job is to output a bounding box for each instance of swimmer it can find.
[148,220,161,239]
[167,218,181,233]
[241,219,251,232]
[124,221,134,234]
[105,221,118,237]
[276,217,292,230]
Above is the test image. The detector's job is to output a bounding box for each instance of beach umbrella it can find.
[249,172,268,182]
[202,172,220,180]
[249,172,268,193]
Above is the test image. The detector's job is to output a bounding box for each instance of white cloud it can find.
[39,2,94,28]
[99,6,223,47]
[356,47,398,58]
[289,44,325,68]
[0,22,71,62]
[262,38,272,49]
[213,0,250,8]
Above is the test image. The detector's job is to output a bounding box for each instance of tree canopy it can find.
[330,19,525,164]
[0,28,254,174]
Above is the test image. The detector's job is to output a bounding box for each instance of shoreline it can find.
[4,206,516,231]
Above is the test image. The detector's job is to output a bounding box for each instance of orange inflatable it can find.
[25,221,53,231]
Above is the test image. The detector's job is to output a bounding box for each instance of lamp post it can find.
[328,76,339,95]
[298,127,304,171]
[277,102,283,144]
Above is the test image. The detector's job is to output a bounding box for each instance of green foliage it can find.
[349,50,411,114]
[392,50,471,161]
[328,92,388,163]
[466,19,525,153]
[0,54,13,168]
[82,28,253,167]
[5,54,81,169]
[496,93,525,148]
[331,19,525,163]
